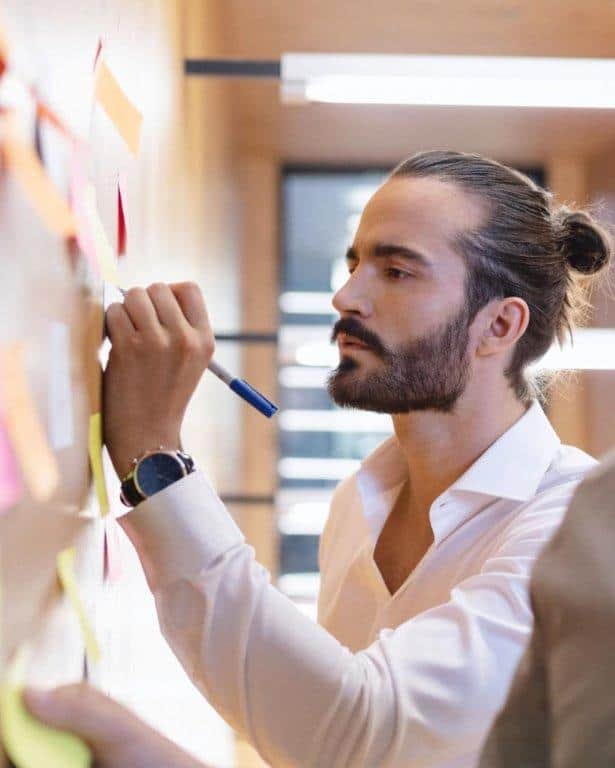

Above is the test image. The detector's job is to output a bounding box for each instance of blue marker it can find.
[116,288,278,418]
[207,360,278,418]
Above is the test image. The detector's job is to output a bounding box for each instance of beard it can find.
[327,303,472,414]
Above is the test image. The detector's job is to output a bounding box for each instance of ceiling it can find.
[214,0,615,166]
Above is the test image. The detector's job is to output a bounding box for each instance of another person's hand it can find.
[104,283,214,478]
[25,684,207,768]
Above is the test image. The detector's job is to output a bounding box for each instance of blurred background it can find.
[3,1,615,766]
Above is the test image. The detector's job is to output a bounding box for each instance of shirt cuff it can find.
[119,470,245,591]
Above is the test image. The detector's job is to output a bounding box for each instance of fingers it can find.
[146,283,191,335]
[105,302,136,346]
[169,282,209,330]
[122,287,162,338]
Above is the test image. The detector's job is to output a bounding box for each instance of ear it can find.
[475,297,530,359]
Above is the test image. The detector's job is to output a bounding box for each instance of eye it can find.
[386,268,411,280]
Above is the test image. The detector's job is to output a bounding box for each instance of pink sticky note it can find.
[69,148,98,275]
[0,410,22,514]
[104,517,123,583]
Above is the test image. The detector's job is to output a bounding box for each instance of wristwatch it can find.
[120,448,195,507]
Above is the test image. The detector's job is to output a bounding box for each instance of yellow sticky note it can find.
[1,343,60,501]
[83,183,119,285]
[3,119,78,238]
[94,59,142,156]
[57,548,101,663]
[88,412,109,516]
[0,646,92,768]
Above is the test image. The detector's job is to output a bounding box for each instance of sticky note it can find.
[48,322,74,451]
[84,183,119,285]
[36,100,77,143]
[88,412,109,516]
[1,343,59,501]
[94,59,142,156]
[104,517,123,583]
[0,408,22,514]
[3,120,78,238]
[57,548,101,663]
[0,646,92,768]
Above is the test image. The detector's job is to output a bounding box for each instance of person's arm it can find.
[24,684,207,768]
[120,474,566,768]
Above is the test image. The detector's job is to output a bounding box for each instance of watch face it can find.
[135,453,184,497]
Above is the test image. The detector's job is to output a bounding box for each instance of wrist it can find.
[112,435,182,480]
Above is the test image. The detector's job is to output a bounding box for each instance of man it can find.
[24,151,612,766]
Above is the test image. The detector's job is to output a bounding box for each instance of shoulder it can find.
[495,445,597,550]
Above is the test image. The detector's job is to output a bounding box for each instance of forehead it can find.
[355,175,487,263]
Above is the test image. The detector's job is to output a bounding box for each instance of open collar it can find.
[355,400,561,544]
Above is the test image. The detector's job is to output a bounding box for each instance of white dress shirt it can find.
[121,402,595,768]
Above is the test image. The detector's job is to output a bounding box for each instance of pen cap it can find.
[229,379,278,418]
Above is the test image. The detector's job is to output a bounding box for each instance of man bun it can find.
[554,207,613,275]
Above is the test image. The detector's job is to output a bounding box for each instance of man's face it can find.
[328,175,486,414]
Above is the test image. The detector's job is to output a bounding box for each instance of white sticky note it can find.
[48,322,74,450]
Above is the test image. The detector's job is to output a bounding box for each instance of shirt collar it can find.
[355,400,561,544]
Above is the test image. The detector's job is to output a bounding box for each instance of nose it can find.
[332,271,372,317]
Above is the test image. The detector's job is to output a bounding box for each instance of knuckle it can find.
[125,286,145,304]
[147,281,169,297]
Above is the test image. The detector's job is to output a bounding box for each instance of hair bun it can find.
[555,208,612,275]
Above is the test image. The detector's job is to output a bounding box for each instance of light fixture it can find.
[281,54,615,109]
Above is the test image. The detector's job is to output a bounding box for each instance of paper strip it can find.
[1,343,59,501]
[48,322,74,450]
[104,517,124,583]
[88,412,109,516]
[0,407,22,514]
[94,59,142,156]
[57,548,101,663]
[0,645,92,768]
[84,183,119,285]
[3,121,77,238]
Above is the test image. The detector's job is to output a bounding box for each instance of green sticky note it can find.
[0,646,92,768]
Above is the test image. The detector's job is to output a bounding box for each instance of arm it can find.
[121,473,565,768]
[527,459,615,767]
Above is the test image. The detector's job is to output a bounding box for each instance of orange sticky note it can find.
[57,548,101,663]
[88,412,109,516]
[0,645,92,768]
[1,343,59,502]
[94,59,142,156]
[3,121,77,238]
[83,183,119,285]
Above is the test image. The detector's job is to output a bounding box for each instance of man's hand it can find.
[25,684,207,768]
[104,283,214,478]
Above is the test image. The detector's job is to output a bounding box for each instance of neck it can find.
[390,378,528,517]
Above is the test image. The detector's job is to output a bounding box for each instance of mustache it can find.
[330,317,388,356]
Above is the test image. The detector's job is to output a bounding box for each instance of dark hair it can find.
[391,150,613,402]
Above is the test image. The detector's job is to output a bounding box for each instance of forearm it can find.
[120,472,396,767]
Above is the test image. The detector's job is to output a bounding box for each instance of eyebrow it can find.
[345,243,431,268]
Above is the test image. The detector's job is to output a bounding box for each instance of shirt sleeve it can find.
[120,470,567,768]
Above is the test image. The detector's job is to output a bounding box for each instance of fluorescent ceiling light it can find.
[287,328,615,370]
[279,365,330,389]
[279,409,392,433]
[278,502,330,535]
[281,54,615,109]
[280,291,335,314]
[278,457,361,480]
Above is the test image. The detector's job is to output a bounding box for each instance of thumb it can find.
[24,683,130,744]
